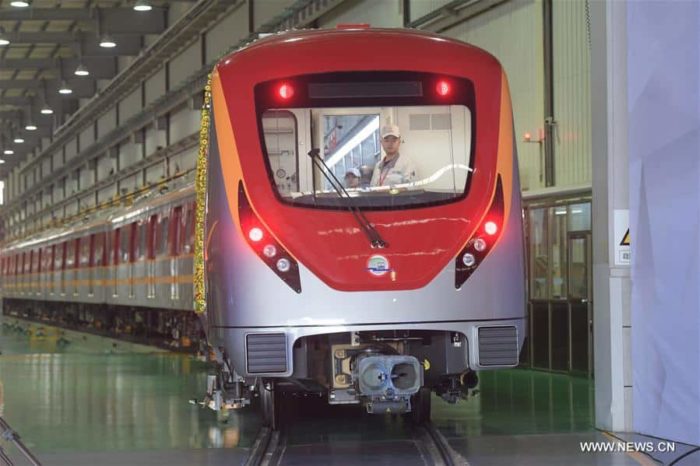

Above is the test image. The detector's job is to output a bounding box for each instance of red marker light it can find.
[436,80,451,96]
[248,227,263,242]
[277,83,294,100]
[484,221,498,236]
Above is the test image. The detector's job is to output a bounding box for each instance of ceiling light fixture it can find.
[133,0,152,11]
[3,149,14,155]
[41,105,53,115]
[10,0,30,7]
[0,28,9,46]
[25,123,37,131]
[74,63,90,76]
[99,34,117,48]
[58,80,73,94]
[14,137,25,144]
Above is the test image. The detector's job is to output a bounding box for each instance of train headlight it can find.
[248,227,263,242]
[484,221,498,236]
[473,238,487,252]
[263,244,277,258]
[462,253,476,267]
[276,258,291,273]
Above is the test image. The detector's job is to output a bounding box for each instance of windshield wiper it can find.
[307,149,387,249]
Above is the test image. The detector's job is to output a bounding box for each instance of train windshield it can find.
[257,74,474,210]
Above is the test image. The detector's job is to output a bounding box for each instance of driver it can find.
[370,124,417,187]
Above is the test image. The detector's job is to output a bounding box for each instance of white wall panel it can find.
[80,125,95,149]
[145,67,166,107]
[169,107,200,144]
[254,0,296,29]
[52,150,63,171]
[318,0,402,28]
[145,125,167,156]
[65,201,78,217]
[169,146,197,175]
[119,141,141,169]
[409,0,451,22]
[96,154,115,181]
[120,86,142,123]
[80,194,95,209]
[170,39,201,89]
[42,158,52,180]
[553,0,591,186]
[79,166,93,190]
[97,108,117,139]
[444,0,544,191]
[206,5,249,63]
[98,185,117,204]
[146,163,165,185]
[53,182,63,203]
[65,138,78,161]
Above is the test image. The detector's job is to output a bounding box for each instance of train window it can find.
[128,222,137,263]
[138,221,147,261]
[147,215,157,259]
[170,206,182,256]
[94,233,105,266]
[113,228,121,265]
[29,250,34,274]
[21,252,27,274]
[158,215,169,255]
[50,245,56,272]
[81,236,91,267]
[88,234,95,267]
[183,202,195,253]
[60,242,67,270]
[256,73,474,210]
[66,240,75,269]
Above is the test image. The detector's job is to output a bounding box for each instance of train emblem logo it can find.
[367,255,391,276]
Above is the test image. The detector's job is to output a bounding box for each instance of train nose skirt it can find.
[246,333,287,373]
[477,326,519,366]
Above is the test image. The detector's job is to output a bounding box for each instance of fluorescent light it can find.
[14,137,24,144]
[74,63,89,76]
[0,38,9,46]
[41,106,54,115]
[58,81,73,94]
[25,124,37,131]
[0,160,5,164]
[3,149,14,155]
[325,116,380,169]
[133,0,152,11]
[99,34,117,48]
[554,209,567,215]
[10,0,30,7]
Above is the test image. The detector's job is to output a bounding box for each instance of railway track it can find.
[243,421,467,466]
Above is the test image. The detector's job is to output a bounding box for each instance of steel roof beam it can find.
[0,57,117,79]
[0,8,165,33]
[3,33,145,56]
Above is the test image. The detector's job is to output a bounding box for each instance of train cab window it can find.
[256,73,474,210]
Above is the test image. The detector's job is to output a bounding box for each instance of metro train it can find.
[0,184,201,349]
[199,27,526,427]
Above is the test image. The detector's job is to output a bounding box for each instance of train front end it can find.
[202,29,525,425]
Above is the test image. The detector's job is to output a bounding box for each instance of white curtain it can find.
[628,1,700,446]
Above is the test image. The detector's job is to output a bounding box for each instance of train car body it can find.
[0,185,200,347]
[203,28,526,425]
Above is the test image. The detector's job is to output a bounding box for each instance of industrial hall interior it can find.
[0,0,697,465]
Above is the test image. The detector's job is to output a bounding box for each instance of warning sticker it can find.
[614,210,630,265]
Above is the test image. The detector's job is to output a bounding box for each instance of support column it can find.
[590,0,632,432]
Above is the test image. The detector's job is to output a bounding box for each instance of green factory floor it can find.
[0,316,662,465]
